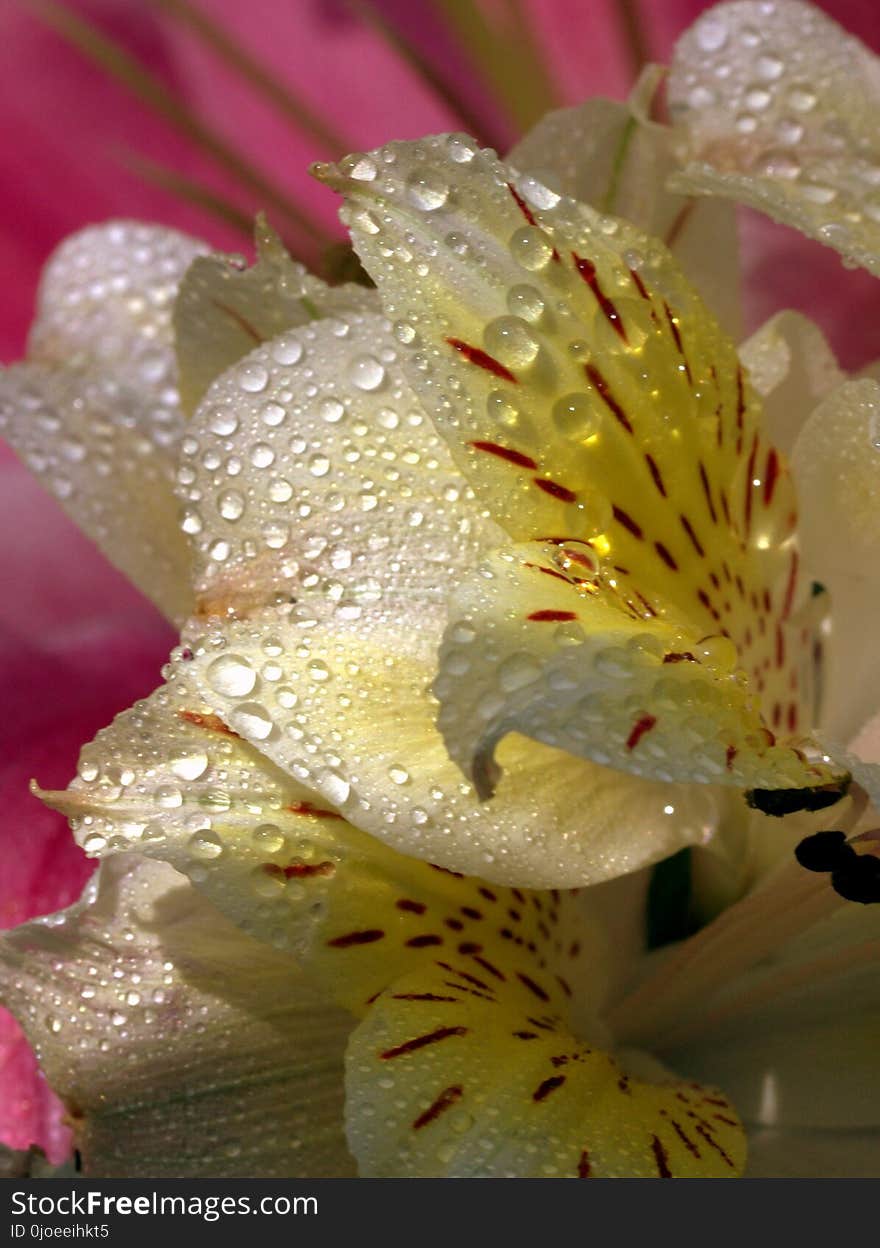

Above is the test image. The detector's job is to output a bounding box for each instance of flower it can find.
[2,0,880,1177]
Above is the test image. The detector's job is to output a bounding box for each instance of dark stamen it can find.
[794,830,856,874]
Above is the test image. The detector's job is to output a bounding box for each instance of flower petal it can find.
[739,312,843,454]
[316,136,842,797]
[790,379,880,740]
[178,311,502,618]
[43,670,614,999]
[435,542,833,800]
[509,78,741,336]
[346,961,745,1177]
[1,223,205,621]
[668,1,880,276]
[0,854,354,1177]
[173,217,377,417]
[0,363,193,623]
[51,608,721,890]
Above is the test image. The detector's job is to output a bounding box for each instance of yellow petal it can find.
[668,1,880,276]
[436,542,831,798]
[316,135,845,798]
[347,962,745,1177]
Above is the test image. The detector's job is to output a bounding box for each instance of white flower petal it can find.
[179,311,502,618]
[510,83,741,336]
[739,311,843,454]
[791,379,880,739]
[1,223,205,621]
[174,217,377,416]
[0,855,354,1176]
[668,1,880,275]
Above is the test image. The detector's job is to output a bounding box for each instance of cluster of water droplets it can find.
[669,0,880,271]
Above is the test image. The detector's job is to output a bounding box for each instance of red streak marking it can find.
[286,801,343,820]
[720,489,732,529]
[626,714,657,750]
[179,709,239,737]
[693,1124,735,1169]
[470,440,535,469]
[327,929,384,948]
[669,1118,701,1159]
[533,1075,566,1102]
[472,955,506,981]
[381,1026,469,1060]
[406,934,444,948]
[524,562,571,583]
[391,993,458,1002]
[478,887,497,902]
[514,1031,539,1040]
[645,453,667,497]
[534,477,577,503]
[448,339,518,383]
[507,183,560,259]
[764,448,780,505]
[430,864,465,878]
[572,252,628,342]
[634,589,657,617]
[772,703,782,728]
[775,624,786,669]
[655,542,678,571]
[680,515,705,558]
[613,504,643,540]
[413,1085,463,1130]
[276,861,334,879]
[577,1150,592,1178]
[517,972,550,1002]
[744,434,759,537]
[664,652,696,664]
[508,181,537,225]
[698,462,718,524]
[652,1135,673,1178]
[726,745,738,771]
[787,703,798,733]
[664,302,692,384]
[630,268,650,300]
[396,899,427,914]
[782,550,799,620]
[208,298,263,344]
[528,609,577,622]
[585,362,634,433]
[728,364,743,434]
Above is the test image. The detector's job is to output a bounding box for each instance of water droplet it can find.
[406,169,449,211]
[697,16,728,51]
[218,489,245,521]
[319,397,345,423]
[509,227,554,271]
[250,442,275,468]
[271,336,304,365]
[209,409,239,437]
[388,764,410,785]
[261,402,286,427]
[309,453,331,478]
[171,752,209,781]
[206,653,257,698]
[506,284,545,323]
[187,829,224,859]
[238,363,269,393]
[349,354,386,391]
[484,316,540,368]
[229,702,275,740]
[552,393,598,440]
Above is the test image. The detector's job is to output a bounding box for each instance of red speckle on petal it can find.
[528,609,578,622]
[470,440,537,469]
[626,714,657,750]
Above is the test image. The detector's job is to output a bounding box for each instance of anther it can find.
[794,830,856,874]
[831,854,880,905]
